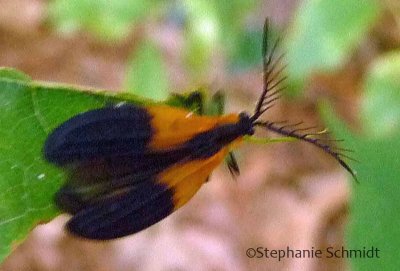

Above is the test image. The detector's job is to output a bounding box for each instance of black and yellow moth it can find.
[44,19,356,240]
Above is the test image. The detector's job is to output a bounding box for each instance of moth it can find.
[44,19,356,240]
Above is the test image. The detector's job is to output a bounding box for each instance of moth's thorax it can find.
[147,105,243,150]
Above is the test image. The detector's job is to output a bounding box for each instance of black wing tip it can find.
[66,221,118,241]
[63,181,176,240]
[65,209,131,240]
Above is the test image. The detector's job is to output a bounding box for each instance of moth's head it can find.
[237,112,255,136]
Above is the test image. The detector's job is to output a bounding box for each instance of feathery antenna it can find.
[250,18,357,181]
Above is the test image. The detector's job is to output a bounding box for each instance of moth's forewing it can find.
[44,105,153,166]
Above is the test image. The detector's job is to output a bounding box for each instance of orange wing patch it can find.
[147,105,239,150]
[157,147,231,210]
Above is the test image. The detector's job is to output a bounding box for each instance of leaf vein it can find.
[30,90,50,134]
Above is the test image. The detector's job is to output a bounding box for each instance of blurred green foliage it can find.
[292,1,400,270]
[347,136,400,271]
[322,51,400,271]
[124,40,169,100]
[285,0,380,92]
[49,0,261,85]
[362,52,400,138]
[48,0,162,41]
[182,0,220,75]
[48,0,383,96]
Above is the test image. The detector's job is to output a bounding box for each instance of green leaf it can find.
[124,41,169,101]
[362,51,400,139]
[286,0,381,93]
[0,69,160,262]
[320,102,400,270]
[0,68,31,82]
